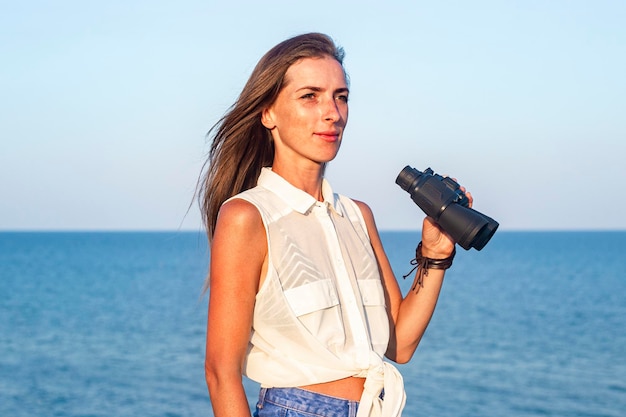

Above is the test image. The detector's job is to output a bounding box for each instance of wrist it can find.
[419,244,453,259]
[416,242,456,268]
[403,242,456,293]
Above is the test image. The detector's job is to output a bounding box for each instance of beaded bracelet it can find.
[403,242,456,292]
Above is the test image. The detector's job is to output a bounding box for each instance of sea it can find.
[1,231,625,417]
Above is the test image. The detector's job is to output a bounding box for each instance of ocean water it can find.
[1,231,625,416]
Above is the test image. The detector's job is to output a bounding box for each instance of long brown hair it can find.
[197,33,346,241]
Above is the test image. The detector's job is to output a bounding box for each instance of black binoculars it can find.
[396,165,499,251]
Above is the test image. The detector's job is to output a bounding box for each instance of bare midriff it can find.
[299,376,366,401]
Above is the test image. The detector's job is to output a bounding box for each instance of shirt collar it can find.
[257,167,342,216]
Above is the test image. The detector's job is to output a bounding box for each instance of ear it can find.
[261,107,275,130]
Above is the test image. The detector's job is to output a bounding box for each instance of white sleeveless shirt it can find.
[229,168,406,417]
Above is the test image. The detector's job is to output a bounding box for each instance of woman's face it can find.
[262,56,349,168]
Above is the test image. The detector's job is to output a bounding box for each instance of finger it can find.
[465,190,473,208]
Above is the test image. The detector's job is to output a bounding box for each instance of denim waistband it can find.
[257,387,359,417]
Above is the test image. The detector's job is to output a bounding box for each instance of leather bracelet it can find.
[403,242,456,292]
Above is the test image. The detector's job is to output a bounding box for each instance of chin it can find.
[318,153,340,164]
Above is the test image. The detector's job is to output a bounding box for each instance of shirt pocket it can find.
[283,279,339,317]
[358,279,389,353]
[357,279,386,307]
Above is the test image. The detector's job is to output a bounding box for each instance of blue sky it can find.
[1,0,625,231]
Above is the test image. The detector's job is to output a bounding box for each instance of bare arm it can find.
[355,201,458,364]
[205,198,267,417]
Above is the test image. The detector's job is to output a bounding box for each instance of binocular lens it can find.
[436,203,498,251]
[396,165,498,251]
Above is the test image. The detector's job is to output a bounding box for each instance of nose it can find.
[322,97,341,122]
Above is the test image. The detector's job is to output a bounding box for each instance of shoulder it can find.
[212,197,267,270]
[334,194,372,219]
[341,197,378,237]
[350,198,385,243]
[351,199,376,225]
[217,197,264,232]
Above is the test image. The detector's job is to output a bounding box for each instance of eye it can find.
[336,94,349,103]
[300,92,316,100]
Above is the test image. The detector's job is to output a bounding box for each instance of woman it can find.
[198,33,471,417]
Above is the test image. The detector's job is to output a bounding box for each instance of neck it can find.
[271,161,325,201]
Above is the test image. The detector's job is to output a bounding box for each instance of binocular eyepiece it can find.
[396,165,499,251]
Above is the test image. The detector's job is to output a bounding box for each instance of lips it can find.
[315,131,341,142]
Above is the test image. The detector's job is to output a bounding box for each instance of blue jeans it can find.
[253,387,359,417]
